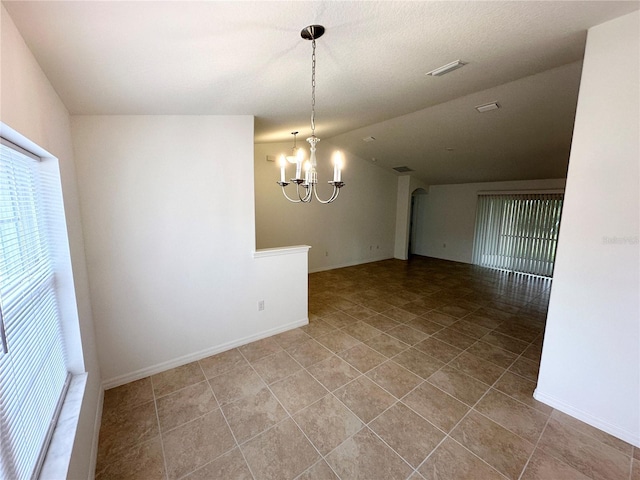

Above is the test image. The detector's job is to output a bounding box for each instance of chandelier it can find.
[277,25,345,203]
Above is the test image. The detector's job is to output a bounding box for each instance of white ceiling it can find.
[3,1,638,184]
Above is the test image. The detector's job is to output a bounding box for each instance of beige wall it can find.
[254,141,398,272]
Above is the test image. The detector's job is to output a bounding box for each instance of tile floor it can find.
[95,256,639,480]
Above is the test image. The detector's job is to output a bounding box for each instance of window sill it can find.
[39,373,88,480]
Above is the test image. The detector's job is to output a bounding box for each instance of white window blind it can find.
[472,192,564,277]
[0,139,70,480]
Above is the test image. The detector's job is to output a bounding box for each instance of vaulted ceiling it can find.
[3,1,638,184]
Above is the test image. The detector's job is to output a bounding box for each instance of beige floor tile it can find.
[369,402,444,467]
[414,337,462,363]
[301,319,338,339]
[251,350,302,385]
[221,386,288,443]
[156,380,218,432]
[270,369,328,414]
[448,351,505,385]
[163,409,236,480]
[95,437,165,480]
[239,336,283,362]
[325,427,413,480]
[294,394,364,455]
[419,437,506,480]
[421,310,458,327]
[382,306,418,323]
[208,364,266,406]
[306,355,361,392]
[287,338,334,368]
[466,341,518,369]
[152,362,206,398]
[272,328,312,350]
[362,314,401,332]
[550,409,634,456]
[391,348,445,379]
[199,349,248,379]
[405,317,445,335]
[474,389,549,443]
[96,400,159,471]
[316,329,361,354]
[493,372,552,414]
[334,376,396,423]
[428,365,490,406]
[520,448,591,480]
[521,343,543,363]
[481,331,529,355]
[448,319,492,339]
[508,357,540,382]
[464,313,504,330]
[385,324,428,345]
[182,448,253,480]
[494,322,540,343]
[320,311,357,329]
[432,327,478,349]
[103,377,154,412]
[343,304,377,321]
[341,320,384,342]
[338,343,387,373]
[436,304,475,319]
[241,418,320,480]
[366,360,423,399]
[363,333,410,358]
[296,459,339,480]
[451,410,534,480]
[402,382,469,433]
[538,418,631,480]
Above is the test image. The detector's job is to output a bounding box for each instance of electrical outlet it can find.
[258,300,265,311]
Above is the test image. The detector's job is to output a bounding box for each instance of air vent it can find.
[426,60,466,77]
[362,136,376,142]
[393,166,414,173]
[476,102,500,113]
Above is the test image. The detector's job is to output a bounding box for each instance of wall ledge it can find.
[253,245,310,258]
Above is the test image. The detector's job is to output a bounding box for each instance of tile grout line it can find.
[149,375,170,480]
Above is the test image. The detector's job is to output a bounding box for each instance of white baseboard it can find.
[534,388,640,447]
[309,256,393,274]
[101,317,309,390]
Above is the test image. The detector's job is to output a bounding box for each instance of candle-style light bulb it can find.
[303,161,311,184]
[332,151,343,182]
[295,149,304,180]
[278,155,287,183]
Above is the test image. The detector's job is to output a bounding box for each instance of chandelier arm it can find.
[313,185,340,204]
[298,183,313,203]
[281,185,302,203]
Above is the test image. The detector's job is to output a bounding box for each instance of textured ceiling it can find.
[3,1,638,184]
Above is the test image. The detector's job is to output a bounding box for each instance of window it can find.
[472,192,564,277]
[0,139,70,479]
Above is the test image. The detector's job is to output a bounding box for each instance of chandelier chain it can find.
[311,38,316,136]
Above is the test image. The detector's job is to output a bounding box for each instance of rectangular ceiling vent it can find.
[393,166,414,173]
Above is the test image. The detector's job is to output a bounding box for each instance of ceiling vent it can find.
[393,166,414,173]
[426,60,466,77]
[362,136,376,142]
[475,102,500,113]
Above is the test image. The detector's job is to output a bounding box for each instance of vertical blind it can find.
[0,139,69,480]
[472,192,564,277]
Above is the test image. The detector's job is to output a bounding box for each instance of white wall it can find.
[255,141,397,272]
[1,6,101,478]
[412,178,566,263]
[535,11,639,446]
[72,116,308,385]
